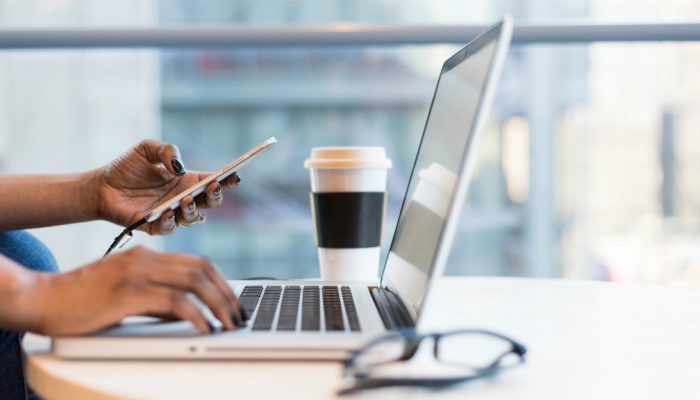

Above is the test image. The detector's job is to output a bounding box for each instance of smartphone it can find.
[143,137,277,223]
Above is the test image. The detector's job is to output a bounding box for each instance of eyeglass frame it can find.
[339,328,527,394]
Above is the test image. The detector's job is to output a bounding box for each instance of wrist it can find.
[80,168,104,221]
[4,268,51,334]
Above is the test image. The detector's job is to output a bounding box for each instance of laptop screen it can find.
[381,21,510,319]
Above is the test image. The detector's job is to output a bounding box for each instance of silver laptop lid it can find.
[380,17,513,322]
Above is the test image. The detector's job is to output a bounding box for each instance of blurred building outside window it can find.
[0,0,699,287]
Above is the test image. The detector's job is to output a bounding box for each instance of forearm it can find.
[0,171,99,230]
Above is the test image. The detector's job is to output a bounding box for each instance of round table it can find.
[25,277,700,399]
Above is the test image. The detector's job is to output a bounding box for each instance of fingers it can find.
[152,210,177,236]
[183,172,241,210]
[137,286,211,334]
[204,181,224,209]
[198,260,242,320]
[177,195,199,226]
[151,175,240,234]
[147,264,235,330]
[135,139,186,176]
[220,172,241,189]
[141,251,242,329]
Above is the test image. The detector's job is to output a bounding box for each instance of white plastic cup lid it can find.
[304,147,393,170]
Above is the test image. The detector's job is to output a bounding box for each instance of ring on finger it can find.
[181,210,205,227]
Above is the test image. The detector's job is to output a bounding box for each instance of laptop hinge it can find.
[369,287,415,330]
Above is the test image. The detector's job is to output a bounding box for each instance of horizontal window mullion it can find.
[0,23,698,49]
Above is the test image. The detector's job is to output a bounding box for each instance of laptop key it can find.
[322,286,344,331]
[341,286,361,332]
[252,286,282,331]
[277,286,301,331]
[301,286,320,331]
[239,286,263,319]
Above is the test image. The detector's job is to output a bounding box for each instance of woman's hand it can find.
[16,246,243,336]
[89,139,240,235]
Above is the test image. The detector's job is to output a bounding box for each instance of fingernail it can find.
[171,159,186,175]
[213,185,222,197]
[187,201,195,211]
[235,174,241,185]
[166,214,175,226]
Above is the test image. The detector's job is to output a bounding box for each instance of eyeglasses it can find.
[339,328,527,395]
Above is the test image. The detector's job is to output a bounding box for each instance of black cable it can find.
[103,217,147,257]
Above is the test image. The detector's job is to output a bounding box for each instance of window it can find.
[2,0,699,287]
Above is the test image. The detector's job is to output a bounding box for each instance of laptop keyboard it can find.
[241,285,361,332]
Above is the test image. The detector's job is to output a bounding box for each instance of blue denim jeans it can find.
[0,231,58,400]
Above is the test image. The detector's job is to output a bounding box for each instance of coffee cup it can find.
[304,147,392,280]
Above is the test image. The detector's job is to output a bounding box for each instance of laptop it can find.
[53,17,513,360]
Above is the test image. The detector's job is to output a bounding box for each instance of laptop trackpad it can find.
[93,316,208,337]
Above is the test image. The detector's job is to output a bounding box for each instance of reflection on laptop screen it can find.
[382,31,501,316]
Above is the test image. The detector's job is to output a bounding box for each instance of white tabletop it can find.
[25,277,700,400]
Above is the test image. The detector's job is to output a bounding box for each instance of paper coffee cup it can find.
[305,147,392,281]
